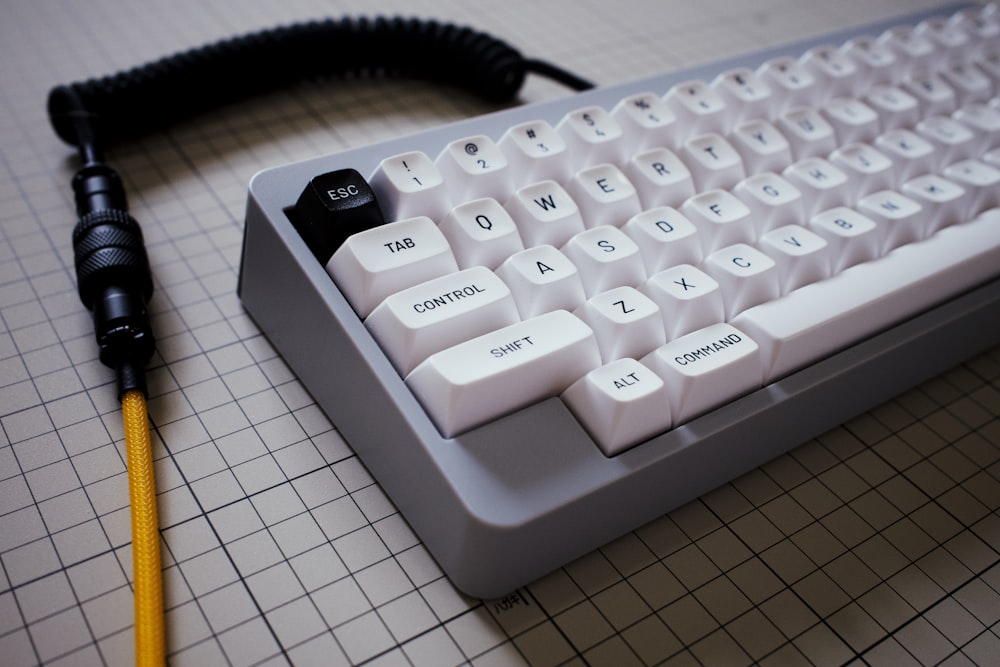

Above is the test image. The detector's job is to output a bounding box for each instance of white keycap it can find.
[366,266,520,375]
[864,85,921,130]
[406,310,601,437]
[942,159,1000,214]
[612,92,681,151]
[681,189,755,253]
[436,135,513,202]
[573,286,665,362]
[916,16,972,61]
[940,62,993,104]
[499,120,573,185]
[778,107,838,159]
[438,198,524,269]
[900,174,967,234]
[562,225,647,296]
[495,245,586,318]
[568,164,642,228]
[682,133,746,190]
[758,224,831,293]
[730,119,794,174]
[732,209,1000,383]
[901,73,957,117]
[878,26,935,75]
[327,216,458,317]
[505,180,586,247]
[557,106,627,167]
[801,45,860,99]
[914,116,976,168]
[624,147,696,208]
[808,207,880,272]
[841,36,899,87]
[703,244,781,319]
[821,98,881,144]
[664,80,730,135]
[952,103,1000,149]
[370,151,451,223]
[623,207,704,273]
[733,172,806,236]
[642,323,762,424]
[874,129,937,184]
[828,142,895,199]
[562,357,672,456]
[642,265,725,340]
[782,157,851,215]
[856,189,925,251]
[711,68,774,121]
[757,57,819,112]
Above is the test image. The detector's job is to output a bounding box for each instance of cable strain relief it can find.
[116,361,149,401]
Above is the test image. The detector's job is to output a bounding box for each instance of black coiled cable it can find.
[48,16,593,148]
[48,15,592,399]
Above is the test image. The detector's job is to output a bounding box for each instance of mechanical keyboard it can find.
[238,3,1000,598]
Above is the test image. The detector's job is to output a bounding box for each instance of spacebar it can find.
[406,310,602,437]
[731,210,1000,383]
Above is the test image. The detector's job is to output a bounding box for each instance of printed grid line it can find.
[2,0,999,665]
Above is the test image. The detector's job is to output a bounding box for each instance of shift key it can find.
[406,310,601,437]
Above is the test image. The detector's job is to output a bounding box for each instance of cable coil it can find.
[47,17,590,147]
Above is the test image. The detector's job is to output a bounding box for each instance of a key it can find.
[369,151,451,223]
[642,323,762,424]
[568,163,642,228]
[436,135,513,202]
[624,147,696,208]
[856,189,925,251]
[327,216,458,317]
[557,106,627,167]
[623,207,704,274]
[900,174,967,234]
[703,243,781,320]
[562,357,672,455]
[807,207,880,273]
[758,224,831,293]
[406,310,601,437]
[495,244,587,318]
[730,119,794,174]
[438,198,524,270]
[563,225,647,296]
[664,80,730,135]
[642,264,725,340]
[612,92,681,151]
[782,157,851,215]
[682,133,746,190]
[874,129,937,185]
[573,286,665,363]
[499,120,573,185]
[942,159,1000,214]
[681,189,755,253]
[291,169,387,264]
[733,172,806,236]
[365,266,520,375]
[505,180,586,247]
[711,68,774,122]
[828,143,895,199]
[778,107,838,159]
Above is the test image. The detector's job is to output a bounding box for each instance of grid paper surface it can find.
[1,0,999,664]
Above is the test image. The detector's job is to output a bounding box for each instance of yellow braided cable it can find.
[121,389,165,667]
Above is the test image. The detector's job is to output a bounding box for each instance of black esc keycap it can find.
[291,169,386,264]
